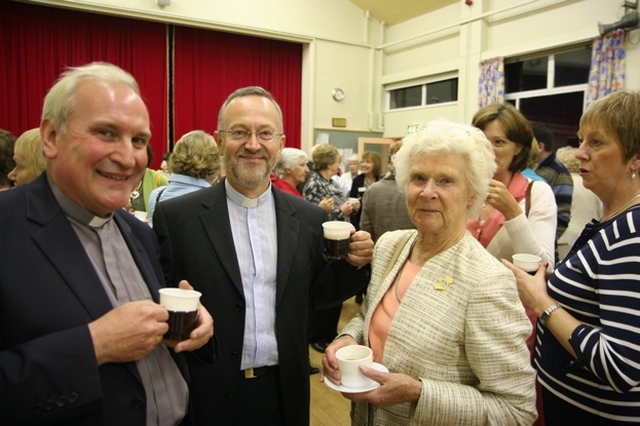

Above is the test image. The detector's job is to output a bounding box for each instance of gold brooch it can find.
[434,276,453,290]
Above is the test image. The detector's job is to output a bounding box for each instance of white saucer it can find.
[324,362,389,393]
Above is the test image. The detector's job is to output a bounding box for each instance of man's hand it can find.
[89,300,169,365]
[164,280,215,353]
[346,230,374,268]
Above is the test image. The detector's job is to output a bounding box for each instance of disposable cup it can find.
[159,288,201,340]
[512,253,541,274]
[322,221,352,260]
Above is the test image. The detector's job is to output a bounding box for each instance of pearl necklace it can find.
[600,192,640,222]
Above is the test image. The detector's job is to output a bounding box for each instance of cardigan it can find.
[341,230,537,425]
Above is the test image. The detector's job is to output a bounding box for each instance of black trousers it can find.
[233,369,284,425]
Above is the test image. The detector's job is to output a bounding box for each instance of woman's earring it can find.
[633,170,637,180]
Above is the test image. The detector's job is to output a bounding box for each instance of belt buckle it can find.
[244,367,257,379]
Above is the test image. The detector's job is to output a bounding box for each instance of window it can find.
[505,46,590,148]
[387,76,458,110]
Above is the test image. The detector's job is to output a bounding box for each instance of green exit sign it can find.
[407,124,420,134]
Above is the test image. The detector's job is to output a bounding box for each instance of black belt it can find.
[242,365,278,379]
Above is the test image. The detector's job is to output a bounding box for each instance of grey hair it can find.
[274,147,307,178]
[42,62,141,133]
[394,118,496,217]
[217,86,283,132]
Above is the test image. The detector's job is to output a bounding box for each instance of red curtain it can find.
[173,27,302,148]
[0,1,303,166]
[0,1,168,168]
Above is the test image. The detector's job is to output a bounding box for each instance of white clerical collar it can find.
[224,179,272,208]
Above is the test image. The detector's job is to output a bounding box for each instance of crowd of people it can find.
[2,60,639,425]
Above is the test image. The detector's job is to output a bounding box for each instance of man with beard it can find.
[153,86,374,425]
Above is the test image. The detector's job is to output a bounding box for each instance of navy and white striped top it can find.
[536,205,640,423]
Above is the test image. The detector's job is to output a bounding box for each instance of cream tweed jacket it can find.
[341,230,537,425]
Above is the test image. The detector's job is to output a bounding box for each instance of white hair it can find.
[394,118,496,216]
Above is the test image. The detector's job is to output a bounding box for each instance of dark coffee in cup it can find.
[159,288,201,341]
[324,237,350,260]
[164,310,198,341]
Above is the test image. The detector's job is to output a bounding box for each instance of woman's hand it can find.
[500,259,553,317]
[344,369,422,408]
[318,195,334,212]
[485,179,523,220]
[322,335,357,385]
[340,201,354,217]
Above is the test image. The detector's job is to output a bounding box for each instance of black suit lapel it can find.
[26,176,115,320]
[200,184,244,296]
[273,189,301,307]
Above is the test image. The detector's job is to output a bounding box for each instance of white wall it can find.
[381,0,639,137]
[22,0,640,148]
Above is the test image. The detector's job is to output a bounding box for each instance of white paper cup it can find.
[322,221,352,260]
[159,288,201,340]
[348,197,359,205]
[133,210,147,222]
[335,345,374,388]
[512,253,542,274]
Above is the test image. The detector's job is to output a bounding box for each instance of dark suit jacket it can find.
[0,174,190,425]
[153,180,370,425]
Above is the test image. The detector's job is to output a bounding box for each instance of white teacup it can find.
[335,345,374,388]
[512,253,542,274]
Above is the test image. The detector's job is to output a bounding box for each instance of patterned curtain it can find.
[478,57,505,108]
[586,29,625,108]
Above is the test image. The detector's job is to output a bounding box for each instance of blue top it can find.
[147,174,210,227]
[536,205,640,423]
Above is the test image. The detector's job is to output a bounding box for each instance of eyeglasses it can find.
[219,129,283,141]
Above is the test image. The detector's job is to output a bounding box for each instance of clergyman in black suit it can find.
[0,62,213,425]
[153,86,374,425]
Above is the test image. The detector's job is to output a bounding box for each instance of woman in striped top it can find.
[504,90,640,425]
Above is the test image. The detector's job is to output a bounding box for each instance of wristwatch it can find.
[539,303,561,326]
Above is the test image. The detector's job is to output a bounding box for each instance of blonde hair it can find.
[556,146,580,173]
[14,128,46,183]
[169,130,221,184]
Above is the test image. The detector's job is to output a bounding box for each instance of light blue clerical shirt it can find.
[225,180,279,369]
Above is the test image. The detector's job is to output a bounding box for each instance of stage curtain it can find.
[173,26,302,148]
[0,1,168,168]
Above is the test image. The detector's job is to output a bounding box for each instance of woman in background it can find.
[555,146,602,260]
[469,103,556,425]
[468,103,556,270]
[8,128,45,186]
[0,129,16,191]
[349,151,382,231]
[303,143,354,221]
[148,130,221,226]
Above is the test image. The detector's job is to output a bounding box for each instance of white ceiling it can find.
[348,0,459,26]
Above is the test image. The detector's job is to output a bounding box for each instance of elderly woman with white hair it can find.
[271,147,310,196]
[322,119,536,425]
